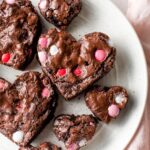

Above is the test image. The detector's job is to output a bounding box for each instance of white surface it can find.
[0,0,148,150]
[111,0,128,14]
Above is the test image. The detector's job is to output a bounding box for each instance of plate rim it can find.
[0,0,148,149]
[108,0,149,149]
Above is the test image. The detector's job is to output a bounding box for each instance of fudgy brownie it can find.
[53,114,97,150]
[0,71,57,146]
[85,86,128,123]
[19,142,61,150]
[38,0,82,30]
[0,0,41,70]
[37,28,116,100]
[0,77,11,92]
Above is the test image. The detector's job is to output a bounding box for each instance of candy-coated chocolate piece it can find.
[0,80,5,90]
[5,0,15,5]
[95,50,106,62]
[39,37,48,49]
[42,87,50,98]
[2,53,11,63]
[73,67,82,77]
[50,45,59,56]
[12,131,24,143]
[38,51,47,63]
[108,104,120,118]
[57,69,66,77]
[39,0,47,10]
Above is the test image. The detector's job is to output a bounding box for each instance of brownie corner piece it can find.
[38,0,82,29]
[53,114,97,150]
[85,86,128,123]
[37,29,116,100]
[0,71,57,146]
[0,0,41,70]
[19,142,61,150]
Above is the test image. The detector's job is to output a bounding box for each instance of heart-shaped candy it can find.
[37,28,116,100]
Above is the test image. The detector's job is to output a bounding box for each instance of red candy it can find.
[42,88,50,98]
[2,53,11,63]
[57,69,66,76]
[73,67,82,77]
[95,50,106,62]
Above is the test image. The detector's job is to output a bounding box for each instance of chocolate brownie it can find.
[37,28,116,100]
[0,77,11,92]
[19,142,61,150]
[0,0,41,70]
[0,71,57,146]
[85,86,128,123]
[53,114,97,150]
[38,0,82,30]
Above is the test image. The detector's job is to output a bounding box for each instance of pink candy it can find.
[57,69,66,77]
[38,51,47,63]
[67,143,79,150]
[39,37,48,48]
[73,67,82,77]
[89,122,95,126]
[108,104,120,118]
[0,80,4,90]
[2,53,11,63]
[42,88,50,98]
[95,50,106,62]
[5,0,15,4]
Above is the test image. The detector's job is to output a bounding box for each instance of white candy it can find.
[29,103,36,112]
[50,45,59,56]
[59,127,68,133]
[78,139,87,147]
[39,0,47,10]
[5,0,15,5]
[115,93,126,104]
[12,131,24,143]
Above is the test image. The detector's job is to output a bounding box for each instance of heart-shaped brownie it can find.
[19,141,61,150]
[38,0,82,30]
[0,71,57,146]
[53,114,97,150]
[85,86,128,123]
[37,28,116,100]
[0,0,41,70]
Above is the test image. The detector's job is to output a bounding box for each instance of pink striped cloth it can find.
[112,0,150,149]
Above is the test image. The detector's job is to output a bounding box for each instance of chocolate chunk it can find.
[38,0,82,30]
[0,71,57,146]
[53,114,97,150]
[19,142,61,150]
[37,28,116,100]
[85,86,128,123]
[0,0,41,70]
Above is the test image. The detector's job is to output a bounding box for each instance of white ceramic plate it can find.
[0,0,148,150]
